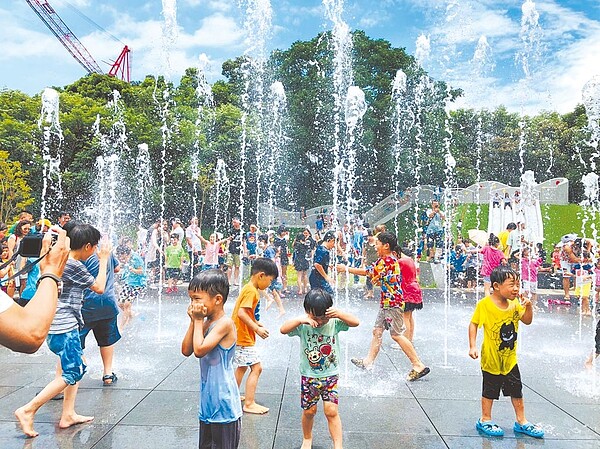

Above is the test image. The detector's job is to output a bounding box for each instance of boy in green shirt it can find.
[164,234,189,294]
[280,289,359,449]
[468,265,543,439]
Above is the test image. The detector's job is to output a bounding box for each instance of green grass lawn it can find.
[389,203,599,255]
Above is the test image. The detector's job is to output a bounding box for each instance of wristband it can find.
[37,273,63,296]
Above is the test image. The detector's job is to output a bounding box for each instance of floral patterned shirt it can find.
[367,255,404,310]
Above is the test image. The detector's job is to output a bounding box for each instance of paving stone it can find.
[1,289,598,448]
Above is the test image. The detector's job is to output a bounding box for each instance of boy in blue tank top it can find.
[280,289,359,449]
[182,269,242,449]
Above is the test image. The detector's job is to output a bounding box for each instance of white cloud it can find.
[180,13,244,48]
[182,0,232,12]
[281,4,322,17]
[412,0,600,113]
[357,15,385,29]
[278,2,322,28]
[540,26,600,112]
[79,10,244,79]
[1,0,246,89]
[0,9,80,61]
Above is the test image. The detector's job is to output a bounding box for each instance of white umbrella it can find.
[468,229,489,247]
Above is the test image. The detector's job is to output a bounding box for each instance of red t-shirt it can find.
[399,256,422,304]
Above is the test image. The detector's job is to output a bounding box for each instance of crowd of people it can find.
[2,205,600,448]
[444,222,600,316]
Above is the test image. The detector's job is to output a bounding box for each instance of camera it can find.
[18,232,59,258]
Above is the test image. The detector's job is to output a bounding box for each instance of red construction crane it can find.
[25,0,131,82]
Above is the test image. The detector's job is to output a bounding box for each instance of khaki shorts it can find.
[227,253,241,268]
[374,308,406,336]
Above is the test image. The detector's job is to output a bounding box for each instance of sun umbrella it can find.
[468,229,489,247]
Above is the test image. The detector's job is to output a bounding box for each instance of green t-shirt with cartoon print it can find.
[288,319,349,378]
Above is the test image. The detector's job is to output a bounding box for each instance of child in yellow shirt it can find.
[468,265,544,439]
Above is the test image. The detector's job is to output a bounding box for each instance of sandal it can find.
[102,373,118,386]
[476,419,504,437]
[407,367,430,381]
[351,358,370,370]
[513,422,544,438]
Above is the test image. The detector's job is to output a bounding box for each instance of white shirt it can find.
[0,290,13,314]
[137,228,148,253]
[172,226,185,244]
[185,226,202,252]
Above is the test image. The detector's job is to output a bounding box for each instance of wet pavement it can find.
[1,286,599,449]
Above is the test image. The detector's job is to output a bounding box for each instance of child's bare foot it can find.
[239,395,245,402]
[301,438,312,449]
[58,414,94,429]
[278,309,286,318]
[243,402,269,414]
[15,407,39,438]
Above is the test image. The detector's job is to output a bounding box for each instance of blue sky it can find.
[1,0,599,113]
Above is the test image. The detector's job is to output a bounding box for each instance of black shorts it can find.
[482,364,523,399]
[466,266,477,281]
[165,268,181,280]
[426,231,443,249]
[199,418,241,449]
[80,317,121,349]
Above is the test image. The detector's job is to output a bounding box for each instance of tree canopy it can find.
[0,31,596,230]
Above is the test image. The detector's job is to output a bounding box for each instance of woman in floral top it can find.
[339,232,430,381]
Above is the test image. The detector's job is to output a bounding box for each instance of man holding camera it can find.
[425,200,446,263]
[0,229,69,353]
[15,223,111,437]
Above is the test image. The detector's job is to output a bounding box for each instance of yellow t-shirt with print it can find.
[471,296,525,375]
[497,229,510,255]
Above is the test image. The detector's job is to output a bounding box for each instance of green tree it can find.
[0,150,34,223]
[196,163,216,229]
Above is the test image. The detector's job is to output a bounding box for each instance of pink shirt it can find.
[204,242,220,265]
[520,257,542,282]
[595,267,600,286]
[481,245,505,277]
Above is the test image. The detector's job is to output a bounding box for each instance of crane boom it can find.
[25,0,103,75]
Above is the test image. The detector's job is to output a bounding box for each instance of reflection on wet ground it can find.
[1,288,599,449]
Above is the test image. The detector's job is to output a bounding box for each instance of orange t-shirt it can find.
[232,282,259,347]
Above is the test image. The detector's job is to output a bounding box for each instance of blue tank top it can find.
[199,319,243,423]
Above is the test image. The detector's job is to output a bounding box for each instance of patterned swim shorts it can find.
[119,284,145,303]
[300,375,339,409]
[234,345,260,367]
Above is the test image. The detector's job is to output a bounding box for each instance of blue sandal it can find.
[102,373,118,386]
[476,419,504,437]
[514,422,544,438]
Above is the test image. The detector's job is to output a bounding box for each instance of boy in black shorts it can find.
[164,234,188,294]
[468,266,544,438]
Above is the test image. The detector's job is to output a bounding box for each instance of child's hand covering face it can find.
[190,302,208,320]
[304,315,319,328]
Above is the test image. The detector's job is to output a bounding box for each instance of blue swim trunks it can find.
[47,329,87,385]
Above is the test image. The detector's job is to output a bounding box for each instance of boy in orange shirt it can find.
[232,257,278,414]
